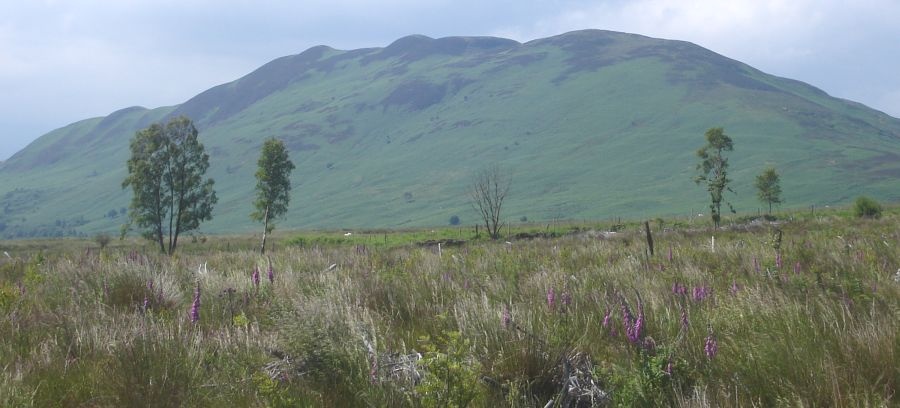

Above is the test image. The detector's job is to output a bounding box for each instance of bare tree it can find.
[470,166,510,240]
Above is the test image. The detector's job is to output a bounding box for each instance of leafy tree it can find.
[694,127,735,229]
[755,166,782,214]
[252,138,295,254]
[470,166,510,240]
[122,116,217,254]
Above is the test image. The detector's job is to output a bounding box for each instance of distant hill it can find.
[1,30,899,238]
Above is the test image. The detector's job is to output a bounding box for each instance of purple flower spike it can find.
[752,256,760,273]
[793,262,802,274]
[546,287,556,309]
[561,291,572,307]
[623,301,644,344]
[632,302,645,342]
[704,327,718,359]
[189,282,201,324]
[501,305,511,329]
[680,307,689,329]
[143,295,150,313]
[602,308,612,328]
[667,246,673,262]
[730,281,741,296]
[692,286,711,302]
[252,266,260,289]
[775,252,783,269]
[267,264,275,284]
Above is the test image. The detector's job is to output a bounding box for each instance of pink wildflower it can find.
[546,287,556,309]
[692,286,712,302]
[189,282,201,324]
[622,301,644,344]
[267,264,275,284]
[704,327,718,359]
[501,305,511,328]
[251,266,260,289]
[729,281,741,296]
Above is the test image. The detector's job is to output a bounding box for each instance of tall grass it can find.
[0,210,897,406]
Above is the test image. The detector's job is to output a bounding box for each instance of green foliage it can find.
[0,283,18,313]
[416,329,485,407]
[252,371,299,407]
[755,166,782,214]
[853,196,882,218]
[607,349,676,407]
[252,138,295,253]
[694,127,736,228]
[122,116,217,254]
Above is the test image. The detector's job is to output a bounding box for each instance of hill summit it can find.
[2,30,899,238]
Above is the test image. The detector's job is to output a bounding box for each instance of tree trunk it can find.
[260,206,269,255]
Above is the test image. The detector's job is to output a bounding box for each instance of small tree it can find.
[755,166,782,214]
[122,116,217,255]
[252,138,295,254]
[853,196,882,219]
[694,127,735,229]
[470,166,510,240]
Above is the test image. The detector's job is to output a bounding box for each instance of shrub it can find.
[853,196,882,218]
[449,215,461,225]
[94,233,111,249]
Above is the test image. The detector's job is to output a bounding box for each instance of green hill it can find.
[1,30,899,238]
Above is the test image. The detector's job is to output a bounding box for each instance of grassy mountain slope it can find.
[1,30,899,238]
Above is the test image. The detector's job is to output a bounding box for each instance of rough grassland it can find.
[0,210,897,406]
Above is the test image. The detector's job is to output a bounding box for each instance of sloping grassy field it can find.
[1,207,897,406]
[1,30,899,238]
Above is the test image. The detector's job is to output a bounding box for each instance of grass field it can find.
[1,206,898,406]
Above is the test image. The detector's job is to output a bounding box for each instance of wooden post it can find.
[644,220,654,257]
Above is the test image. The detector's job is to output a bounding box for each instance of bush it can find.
[449,215,461,225]
[853,196,882,218]
[94,233,111,249]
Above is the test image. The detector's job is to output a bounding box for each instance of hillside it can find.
[1,29,899,238]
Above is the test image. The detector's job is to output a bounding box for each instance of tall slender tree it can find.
[755,166,782,214]
[252,138,295,254]
[694,127,735,229]
[122,116,217,254]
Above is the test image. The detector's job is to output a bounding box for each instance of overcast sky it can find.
[2,0,899,160]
